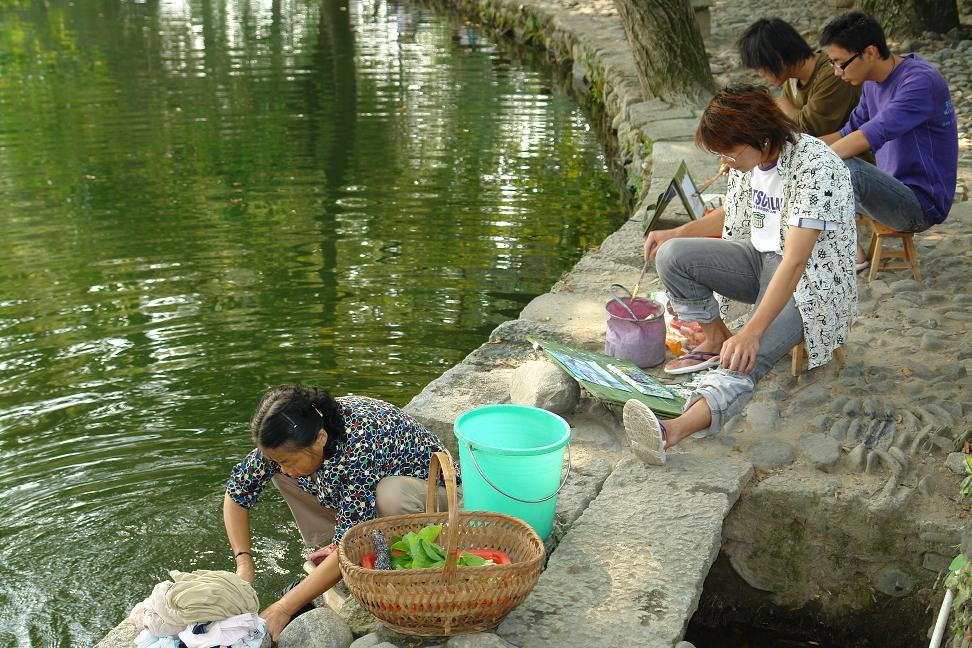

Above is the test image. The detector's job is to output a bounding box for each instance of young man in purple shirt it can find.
[819,11,957,264]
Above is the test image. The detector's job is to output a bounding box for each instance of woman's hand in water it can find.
[260,600,294,640]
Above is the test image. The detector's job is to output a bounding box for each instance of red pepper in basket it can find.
[463,548,512,565]
[359,548,511,568]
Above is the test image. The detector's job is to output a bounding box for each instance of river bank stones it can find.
[509,360,579,415]
[747,439,796,469]
[278,607,353,648]
[800,433,841,472]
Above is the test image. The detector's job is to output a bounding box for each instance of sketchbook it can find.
[528,337,685,418]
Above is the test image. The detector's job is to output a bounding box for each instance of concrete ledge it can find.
[94,619,138,648]
[498,454,753,647]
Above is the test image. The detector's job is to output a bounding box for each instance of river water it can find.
[0,1,624,645]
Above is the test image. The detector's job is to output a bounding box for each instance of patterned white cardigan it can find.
[721,134,858,369]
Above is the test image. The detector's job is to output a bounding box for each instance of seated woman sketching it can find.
[623,84,858,465]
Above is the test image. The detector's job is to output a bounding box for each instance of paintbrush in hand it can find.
[693,171,722,198]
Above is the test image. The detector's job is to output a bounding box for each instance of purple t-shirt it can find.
[840,54,957,223]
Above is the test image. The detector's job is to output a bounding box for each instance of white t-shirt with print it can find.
[750,162,784,253]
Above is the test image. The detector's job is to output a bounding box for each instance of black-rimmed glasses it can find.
[833,52,861,72]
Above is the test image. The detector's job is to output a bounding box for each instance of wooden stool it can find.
[866,219,921,282]
[791,342,845,378]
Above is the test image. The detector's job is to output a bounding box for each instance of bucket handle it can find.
[465,442,571,504]
[610,284,663,322]
[609,284,640,321]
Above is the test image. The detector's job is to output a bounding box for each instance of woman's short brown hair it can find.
[695,84,798,159]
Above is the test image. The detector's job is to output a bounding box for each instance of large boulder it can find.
[509,360,579,415]
[278,607,353,648]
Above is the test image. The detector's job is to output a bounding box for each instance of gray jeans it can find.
[844,157,935,233]
[655,238,805,436]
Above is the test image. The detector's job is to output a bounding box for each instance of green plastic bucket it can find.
[454,404,571,540]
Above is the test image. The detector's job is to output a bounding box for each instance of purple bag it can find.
[605,284,666,368]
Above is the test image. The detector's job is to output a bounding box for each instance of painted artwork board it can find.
[528,337,686,418]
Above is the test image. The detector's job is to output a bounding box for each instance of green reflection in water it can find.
[0,1,624,645]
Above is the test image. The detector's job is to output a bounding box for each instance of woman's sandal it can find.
[622,399,667,466]
[663,350,721,375]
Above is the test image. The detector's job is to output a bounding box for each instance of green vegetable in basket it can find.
[389,523,490,569]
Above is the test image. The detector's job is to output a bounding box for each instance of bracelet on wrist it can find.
[234,550,252,559]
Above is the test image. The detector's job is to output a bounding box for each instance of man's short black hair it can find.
[820,11,891,59]
[737,18,814,77]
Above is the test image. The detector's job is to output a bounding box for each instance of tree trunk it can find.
[612,0,715,106]
[859,0,959,38]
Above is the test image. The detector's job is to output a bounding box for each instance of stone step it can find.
[496,453,752,648]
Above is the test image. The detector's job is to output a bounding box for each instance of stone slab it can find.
[597,219,653,267]
[465,319,578,367]
[625,99,697,125]
[641,117,703,142]
[404,364,514,455]
[649,141,719,181]
[518,292,607,347]
[94,620,139,648]
[546,408,624,549]
[497,454,752,647]
[556,254,653,297]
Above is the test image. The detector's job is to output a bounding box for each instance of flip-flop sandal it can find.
[664,350,721,375]
[622,399,667,466]
[856,260,870,273]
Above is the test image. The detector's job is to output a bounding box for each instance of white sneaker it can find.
[622,399,667,465]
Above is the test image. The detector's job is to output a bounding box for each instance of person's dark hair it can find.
[250,385,346,458]
[737,18,814,77]
[695,84,799,159]
[819,11,890,59]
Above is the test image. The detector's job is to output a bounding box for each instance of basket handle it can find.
[426,450,461,583]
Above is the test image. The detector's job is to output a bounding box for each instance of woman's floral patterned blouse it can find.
[226,395,456,543]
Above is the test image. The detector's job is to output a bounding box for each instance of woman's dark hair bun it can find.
[249,385,346,456]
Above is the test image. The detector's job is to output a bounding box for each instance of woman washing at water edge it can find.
[223,385,458,639]
[623,84,858,464]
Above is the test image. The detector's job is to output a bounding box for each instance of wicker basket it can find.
[338,450,545,636]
